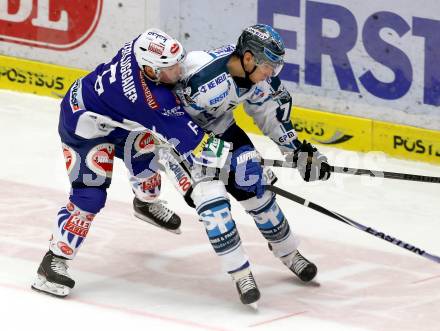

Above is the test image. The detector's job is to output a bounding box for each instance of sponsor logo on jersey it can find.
[148,42,164,55]
[70,81,80,111]
[63,211,93,237]
[62,144,77,174]
[140,72,160,109]
[86,143,115,177]
[120,42,138,103]
[198,73,228,93]
[0,0,103,50]
[209,89,229,105]
[69,79,84,112]
[161,106,185,117]
[134,131,156,154]
[278,130,298,144]
[57,241,73,256]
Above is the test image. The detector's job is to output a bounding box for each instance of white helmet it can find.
[134,28,186,80]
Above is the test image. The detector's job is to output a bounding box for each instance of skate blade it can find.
[133,213,182,235]
[248,302,258,310]
[31,275,70,298]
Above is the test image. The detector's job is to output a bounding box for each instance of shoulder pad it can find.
[182,51,213,81]
[182,52,232,108]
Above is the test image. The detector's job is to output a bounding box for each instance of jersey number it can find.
[94,63,118,95]
[278,102,291,122]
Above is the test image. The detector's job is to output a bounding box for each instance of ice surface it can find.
[0,90,439,331]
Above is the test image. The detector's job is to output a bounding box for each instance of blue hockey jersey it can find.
[59,36,205,157]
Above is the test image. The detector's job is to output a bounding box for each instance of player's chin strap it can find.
[266,184,440,264]
[240,56,257,76]
[238,54,257,86]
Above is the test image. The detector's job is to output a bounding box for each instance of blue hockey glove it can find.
[231,146,265,198]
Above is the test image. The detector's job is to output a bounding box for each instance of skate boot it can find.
[133,197,181,234]
[231,268,260,308]
[31,250,75,297]
[281,250,317,282]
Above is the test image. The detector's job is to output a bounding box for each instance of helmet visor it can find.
[254,47,284,77]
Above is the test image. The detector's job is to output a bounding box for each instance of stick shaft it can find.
[266,185,440,264]
[261,158,440,184]
[331,166,440,183]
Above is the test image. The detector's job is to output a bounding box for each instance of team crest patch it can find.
[86,143,115,177]
[134,132,157,154]
[62,144,77,174]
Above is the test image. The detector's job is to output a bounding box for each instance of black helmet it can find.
[236,24,285,76]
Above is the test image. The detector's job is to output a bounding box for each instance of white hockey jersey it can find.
[178,45,301,150]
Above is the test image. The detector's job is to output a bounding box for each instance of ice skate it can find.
[231,268,260,308]
[133,197,182,234]
[282,250,317,282]
[31,250,75,297]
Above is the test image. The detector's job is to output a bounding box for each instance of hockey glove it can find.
[291,140,331,182]
[231,146,265,198]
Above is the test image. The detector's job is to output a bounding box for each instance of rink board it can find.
[0,55,87,98]
[373,122,440,164]
[1,54,439,165]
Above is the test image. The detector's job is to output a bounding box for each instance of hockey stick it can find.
[261,158,440,184]
[265,184,440,264]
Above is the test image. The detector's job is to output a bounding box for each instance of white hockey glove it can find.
[288,140,331,182]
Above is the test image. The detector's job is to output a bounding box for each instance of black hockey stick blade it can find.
[261,158,440,184]
[265,185,440,264]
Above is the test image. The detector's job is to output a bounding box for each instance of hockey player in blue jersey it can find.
[133,24,331,307]
[31,28,231,297]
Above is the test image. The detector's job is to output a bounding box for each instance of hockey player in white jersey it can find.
[133,24,331,306]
